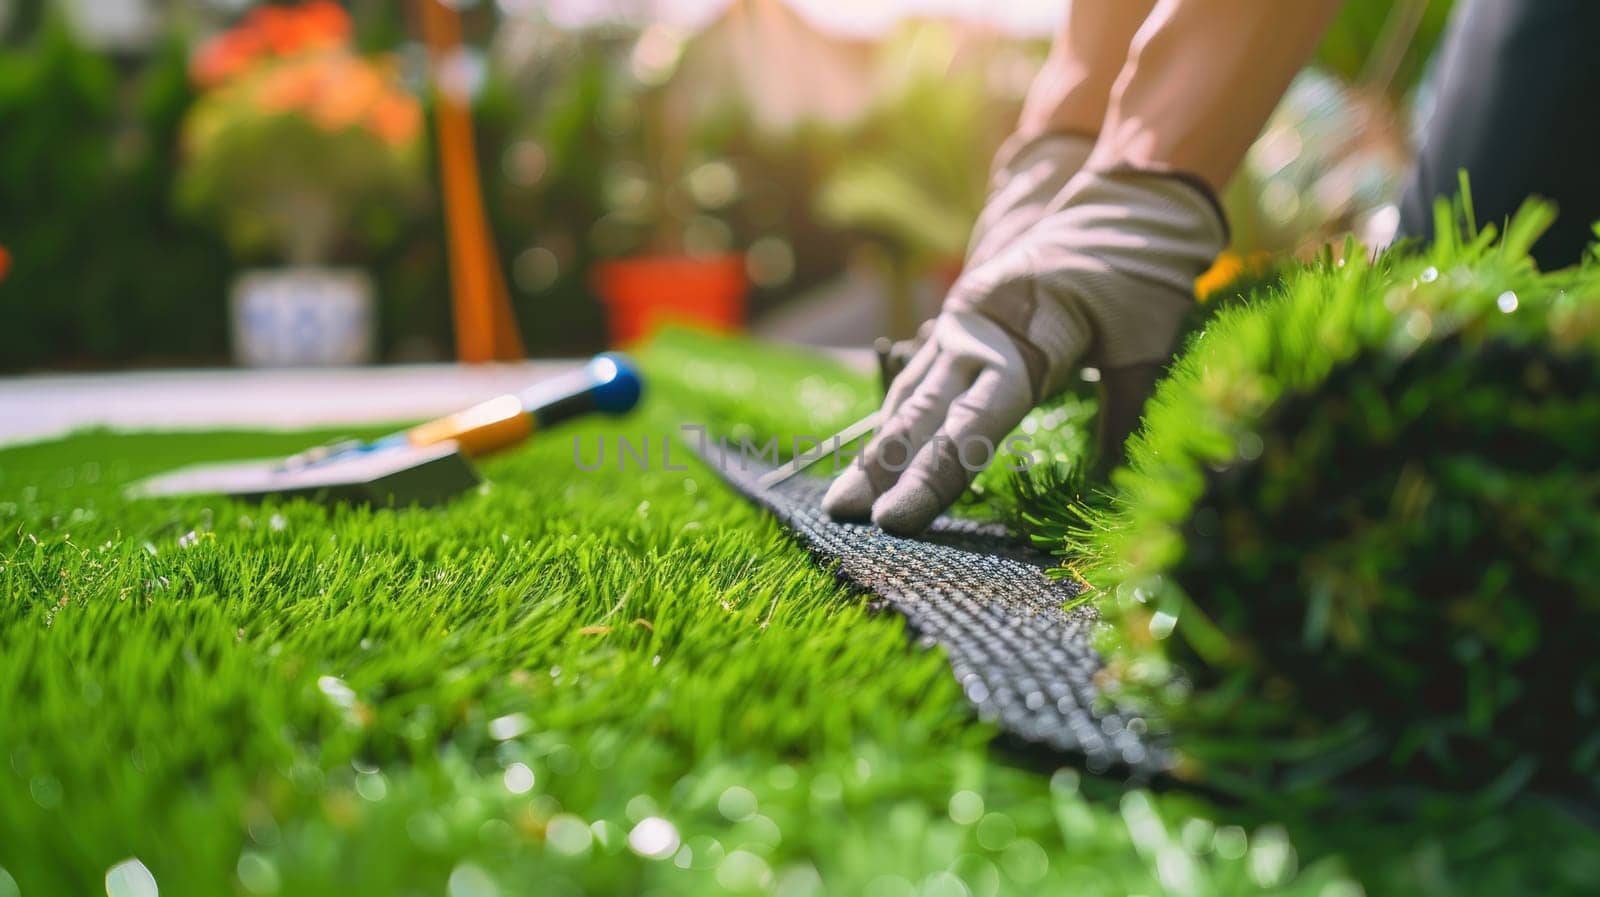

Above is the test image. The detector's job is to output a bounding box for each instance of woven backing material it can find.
[704,448,1169,776]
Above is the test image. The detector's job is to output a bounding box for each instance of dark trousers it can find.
[1400,0,1600,269]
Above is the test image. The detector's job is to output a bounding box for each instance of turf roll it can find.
[1071,199,1600,800]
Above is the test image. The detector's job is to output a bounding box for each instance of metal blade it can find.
[757,410,883,489]
[127,441,478,505]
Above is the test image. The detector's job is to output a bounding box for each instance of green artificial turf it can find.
[2,330,1597,896]
[1058,201,1600,803]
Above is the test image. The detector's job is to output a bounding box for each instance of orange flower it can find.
[0,245,11,283]
[255,57,324,113]
[1195,252,1245,302]
[191,1,353,88]
[298,0,353,48]
[192,28,266,87]
[254,1,350,55]
[368,92,423,146]
[253,6,296,54]
[1194,251,1273,302]
[310,58,384,132]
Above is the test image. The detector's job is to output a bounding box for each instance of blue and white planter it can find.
[230,268,376,367]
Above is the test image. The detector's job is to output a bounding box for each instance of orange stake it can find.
[417,0,525,362]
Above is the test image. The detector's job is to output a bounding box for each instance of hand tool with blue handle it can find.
[130,353,643,506]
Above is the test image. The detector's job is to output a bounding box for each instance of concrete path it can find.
[0,363,568,448]
[0,349,875,449]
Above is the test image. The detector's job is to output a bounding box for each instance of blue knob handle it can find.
[587,352,643,414]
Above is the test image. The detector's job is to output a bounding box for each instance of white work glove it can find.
[965,132,1094,268]
[869,131,1096,385]
[823,168,1226,534]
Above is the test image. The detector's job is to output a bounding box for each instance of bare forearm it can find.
[1017,0,1157,140]
[1090,0,1345,191]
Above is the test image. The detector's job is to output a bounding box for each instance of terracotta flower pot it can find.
[593,254,748,345]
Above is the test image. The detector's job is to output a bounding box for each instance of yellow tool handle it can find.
[405,395,532,458]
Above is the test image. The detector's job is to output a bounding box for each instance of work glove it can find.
[965,131,1094,268]
[823,167,1225,535]
[868,131,1094,391]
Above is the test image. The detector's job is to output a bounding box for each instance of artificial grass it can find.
[1,329,1597,896]
[1065,200,1600,801]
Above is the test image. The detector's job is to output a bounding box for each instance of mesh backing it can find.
[703,447,1169,776]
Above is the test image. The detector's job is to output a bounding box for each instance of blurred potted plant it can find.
[177,1,425,366]
[815,27,1006,338]
[587,23,750,345]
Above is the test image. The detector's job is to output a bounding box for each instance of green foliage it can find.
[177,110,419,264]
[488,49,616,356]
[815,30,998,265]
[1071,195,1600,800]
[365,57,556,361]
[0,20,232,370]
[1317,0,1455,97]
[176,56,426,265]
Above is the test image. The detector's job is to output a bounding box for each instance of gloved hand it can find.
[965,131,1094,268]
[868,132,1095,394]
[823,167,1226,534]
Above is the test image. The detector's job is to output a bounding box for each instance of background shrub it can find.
[0,21,233,369]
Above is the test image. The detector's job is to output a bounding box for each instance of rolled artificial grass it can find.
[1069,199,1600,799]
[1,330,1596,895]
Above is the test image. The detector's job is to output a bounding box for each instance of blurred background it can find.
[0,0,1453,373]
